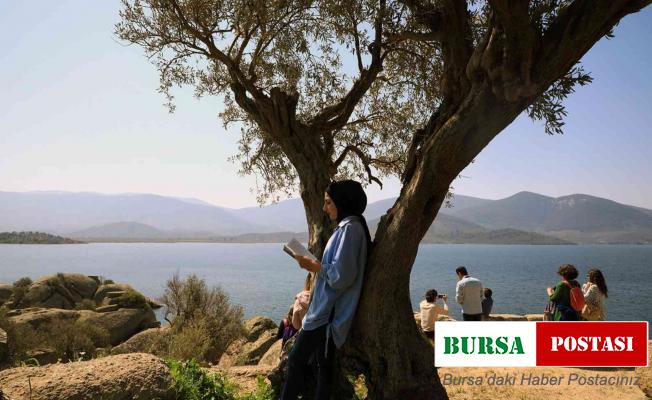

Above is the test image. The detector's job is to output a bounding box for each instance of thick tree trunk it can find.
[344,83,528,399]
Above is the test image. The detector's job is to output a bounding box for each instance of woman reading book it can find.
[281,180,372,400]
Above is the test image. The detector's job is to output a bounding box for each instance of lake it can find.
[0,243,650,327]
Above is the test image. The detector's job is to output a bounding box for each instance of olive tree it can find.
[117,0,650,398]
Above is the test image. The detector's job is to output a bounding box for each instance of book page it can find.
[283,238,317,260]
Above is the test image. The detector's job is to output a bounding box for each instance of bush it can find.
[104,279,115,285]
[47,319,110,361]
[10,277,33,306]
[167,318,213,362]
[0,308,44,363]
[75,299,97,311]
[115,289,148,309]
[167,359,275,400]
[0,310,110,364]
[168,359,238,400]
[160,273,245,363]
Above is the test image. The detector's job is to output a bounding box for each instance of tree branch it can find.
[486,0,538,101]
[308,0,386,132]
[536,0,652,87]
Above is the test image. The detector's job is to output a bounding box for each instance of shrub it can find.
[46,319,110,361]
[13,277,32,288]
[238,376,276,400]
[168,359,238,400]
[10,277,33,306]
[160,273,245,363]
[104,279,115,285]
[0,309,50,363]
[114,289,148,309]
[75,299,97,311]
[166,359,275,400]
[167,318,213,362]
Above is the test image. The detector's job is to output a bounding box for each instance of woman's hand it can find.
[295,255,321,273]
[546,287,554,296]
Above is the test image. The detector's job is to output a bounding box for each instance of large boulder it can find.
[9,307,80,329]
[258,339,283,367]
[79,308,160,345]
[111,326,171,355]
[19,274,99,309]
[218,317,278,368]
[94,283,134,306]
[0,283,12,305]
[245,316,277,341]
[9,307,160,346]
[0,353,173,400]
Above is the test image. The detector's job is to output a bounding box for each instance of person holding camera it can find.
[420,289,449,340]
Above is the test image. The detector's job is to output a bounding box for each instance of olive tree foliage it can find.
[117,0,609,204]
[116,0,457,204]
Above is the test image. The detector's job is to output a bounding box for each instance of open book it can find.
[283,238,317,261]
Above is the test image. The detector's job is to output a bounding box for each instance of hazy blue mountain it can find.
[446,191,556,230]
[368,213,570,244]
[231,198,308,232]
[70,221,169,240]
[448,192,652,243]
[3,190,650,243]
[0,191,263,235]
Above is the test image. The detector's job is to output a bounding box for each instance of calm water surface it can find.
[0,243,649,327]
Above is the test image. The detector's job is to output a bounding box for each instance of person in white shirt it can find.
[455,266,484,321]
[420,289,448,340]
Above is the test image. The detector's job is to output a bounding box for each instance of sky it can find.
[1,1,651,209]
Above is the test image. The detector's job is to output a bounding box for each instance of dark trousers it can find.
[463,313,482,321]
[281,324,335,400]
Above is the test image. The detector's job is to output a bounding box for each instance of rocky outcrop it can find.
[413,312,457,327]
[218,317,278,368]
[79,308,159,345]
[111,327,171,355]
[9,307,159,346]
[486,313,528,321]
[19,274,99,309]
[11,274,161,311]
[414,311,543,323]
[258,339,282,367]
[0,353,173,400]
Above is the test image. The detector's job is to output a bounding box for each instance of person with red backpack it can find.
[546,264,583,321]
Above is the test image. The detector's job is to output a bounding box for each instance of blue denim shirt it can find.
[302,216,367,348]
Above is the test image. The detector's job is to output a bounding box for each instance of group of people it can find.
[419,266,494,338]
[418,263,609,338]
[546,263,608,321]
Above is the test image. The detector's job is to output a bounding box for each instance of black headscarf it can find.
[326,180,372,253]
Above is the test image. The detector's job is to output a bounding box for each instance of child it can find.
[481,288,493,320]
[277,306,298,346]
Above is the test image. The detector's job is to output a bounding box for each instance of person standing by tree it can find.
[455,266,484,321]
[283,180,371,400]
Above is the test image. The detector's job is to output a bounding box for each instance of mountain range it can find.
[1,190,651,244]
